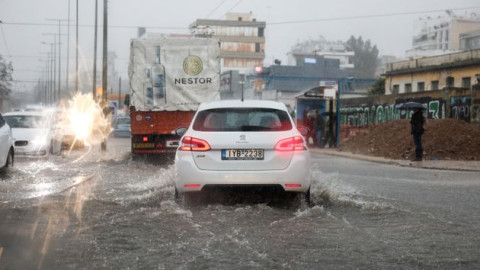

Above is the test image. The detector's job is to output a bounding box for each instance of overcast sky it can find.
[1,0,480,93]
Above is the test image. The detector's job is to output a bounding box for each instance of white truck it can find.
[127,37,220,156]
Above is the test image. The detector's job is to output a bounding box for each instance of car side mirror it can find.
[175,127,188,137]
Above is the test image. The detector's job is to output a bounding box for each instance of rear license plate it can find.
[222,149,264,160]
[165,140,179,147]
[133,142,155,149]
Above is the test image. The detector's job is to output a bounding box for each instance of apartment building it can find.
[190,13,266,74]
[384,49,480,95]
[407,14,480,58]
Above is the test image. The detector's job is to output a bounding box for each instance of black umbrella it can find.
[395,102,427,110]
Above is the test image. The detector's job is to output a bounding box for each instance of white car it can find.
[3,111,52,158]
[0,113,14,170]
[175,100,311,204]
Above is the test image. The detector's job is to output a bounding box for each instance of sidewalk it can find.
[310,148,480,172]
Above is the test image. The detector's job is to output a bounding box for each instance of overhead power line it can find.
[1,6,479,32]
[268,6,480,25]
[206,0,228,19]
[1,21,187,30]
[0,24,11,55]
[224,0,243,15]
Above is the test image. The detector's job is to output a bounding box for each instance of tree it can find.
[345,36,379,79]
[368,77,385,96]
[0,54,13,100]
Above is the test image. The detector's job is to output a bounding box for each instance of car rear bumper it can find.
[113,130,131,138]
[14,149,48,157]
[175,151,310,193]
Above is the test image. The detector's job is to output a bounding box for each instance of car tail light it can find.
[142,136,149,142]
[184,184,201,188]
[285,184,302,188]
[179,136,211,151]
[274,136,306,151]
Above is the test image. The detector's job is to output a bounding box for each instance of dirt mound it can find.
[339,119,480,160]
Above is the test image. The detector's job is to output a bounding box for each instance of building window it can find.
[258,27,264,37]
[417,82,425,92]
[405,83,412,93]
[255,43,260,53]
[462,77,471,89]
[446,77,455,88]
[431,80,439,90]
[348,56,354,64]
[392,84,399,94]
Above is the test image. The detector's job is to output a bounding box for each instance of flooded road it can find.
[1,138,479,270]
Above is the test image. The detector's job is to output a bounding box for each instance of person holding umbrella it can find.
[410,107,425,161]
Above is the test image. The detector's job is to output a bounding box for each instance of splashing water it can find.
[55,93,112,158]
[66,93,112,145]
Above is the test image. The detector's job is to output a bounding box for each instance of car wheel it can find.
[303,188,312,207]
[1,148,14,171]
[174,187,180,201]
[286,190,312,209]
[175,190,200,207]
[7,148,13,167]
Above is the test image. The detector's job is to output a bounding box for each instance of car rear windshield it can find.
[193,108,293,132]
[4,115,47,129]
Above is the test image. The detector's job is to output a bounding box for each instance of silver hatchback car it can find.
[175,100,311,205]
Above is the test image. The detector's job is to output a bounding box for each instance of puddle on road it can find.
[1,154,478,270]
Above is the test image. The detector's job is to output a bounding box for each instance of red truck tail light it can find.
[142,136,149,142]
[275,136,306,151]
[179,136,211,151]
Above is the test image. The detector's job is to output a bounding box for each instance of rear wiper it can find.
[240,125,267,131]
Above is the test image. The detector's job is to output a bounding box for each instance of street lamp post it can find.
[42,34,58,103]
[75,0,79,93]
[93,0,98,98]
[47,19,69,101]
[101,0,108,151]
[38,58,50,105]
[41,41,56,104]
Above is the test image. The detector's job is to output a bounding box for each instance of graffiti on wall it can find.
[340,98,446,126]
[450,96,471,122]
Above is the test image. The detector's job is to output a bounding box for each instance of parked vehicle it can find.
[3,111,52,158]
[128,37,220,157]
[175,100,311,205]
[112,116,131,138]
[0,113,14,170]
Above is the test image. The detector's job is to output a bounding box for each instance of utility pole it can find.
[47,19,68,102]
[93,0,98,98]
[101,0,108,151]
[66,0,71,95]
[43,33,62,103]
[42,38,56,103]
[75,0,79,93]
[118,77,121,111]
[49,49,54,104]
[102,0,108,103]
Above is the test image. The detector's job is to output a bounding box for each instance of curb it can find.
[310,148,480,172]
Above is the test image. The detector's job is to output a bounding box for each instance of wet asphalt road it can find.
[0,138,479,270]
